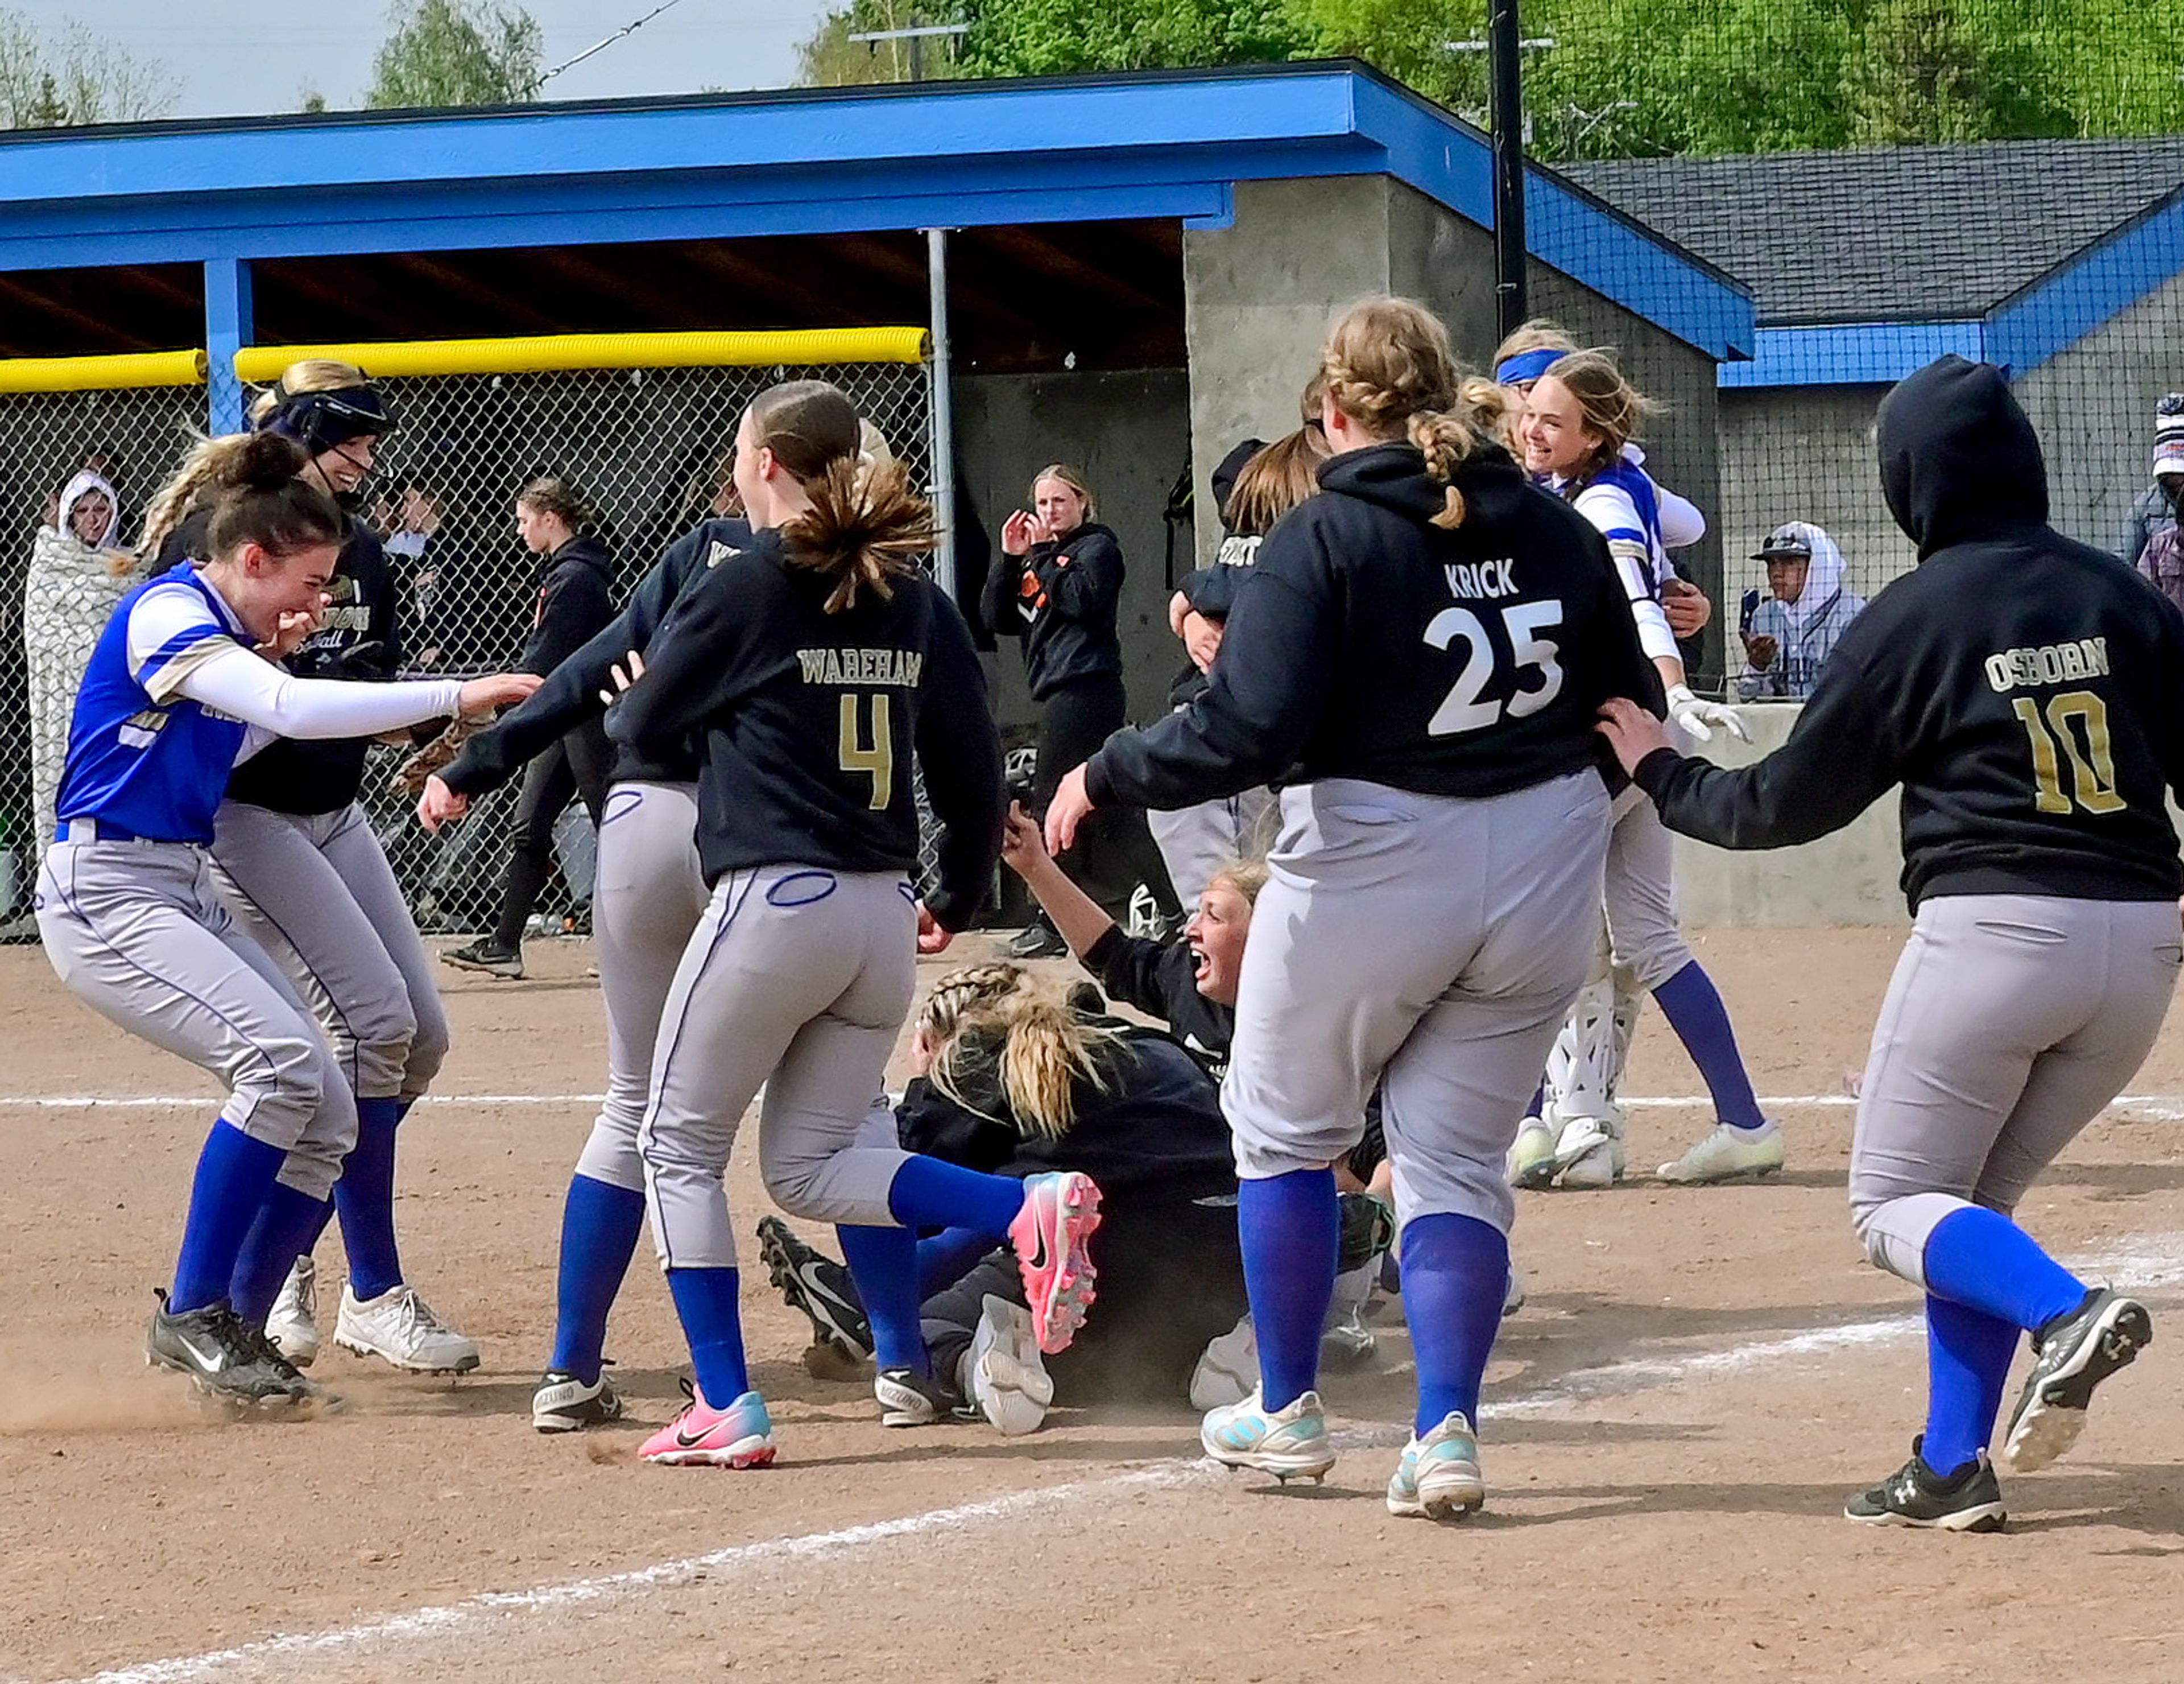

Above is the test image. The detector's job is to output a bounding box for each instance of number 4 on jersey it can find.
[839,693,894,810]
[1424,600,1565,736]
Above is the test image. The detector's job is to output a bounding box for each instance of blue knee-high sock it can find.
[1401,1213,1511,1437]
[667,1267,750,1405]
[549,1174,646,1384]
[838,1224,927,1375]
[887,1155,1025,1240]
[1525,1080,1546,1120]
[333,1097,406,1300]
[1239,1169,1339,1412]
[1652,961,1766,1130]
[171,1122,288,1314]
[917,1226,995,1297]
[229,1183,336,1324]
[1922,1204,2087,1331]
[1922,1293,2020,1478]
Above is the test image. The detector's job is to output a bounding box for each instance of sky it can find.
[15,1,835,118]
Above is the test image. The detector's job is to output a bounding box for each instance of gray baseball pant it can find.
[208,800,449,1103]
[573,781,709,1194]
[1148,787,1277,911]
[36,839,357,1199]
[638,865,921,1271]
[1223,774,1611,1232]
[1850,894,2182,1285]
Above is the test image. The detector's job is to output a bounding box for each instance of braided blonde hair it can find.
[918,963,1119,1141]
[138,358,371,564]
[1320,296,1508,531]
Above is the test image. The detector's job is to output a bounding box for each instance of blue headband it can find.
[1495,348,1563,386]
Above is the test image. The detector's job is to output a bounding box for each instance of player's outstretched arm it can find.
[1000,799,1115,956]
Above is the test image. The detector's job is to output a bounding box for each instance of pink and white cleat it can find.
[1009,1170,1103,1355]
[639,1381,777,1468]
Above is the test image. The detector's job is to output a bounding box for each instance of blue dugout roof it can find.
[0,61,1751,366]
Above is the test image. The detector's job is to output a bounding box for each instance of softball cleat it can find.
[640,1381,777,1468]
[532,1368,625,1433]
[147,1291,319,1410]
[263,1256,320,1368]
[1387,1411,1486,1520]
[2001,1288,2152,1473]
[335,1283,481,1373]
[963,1295,1054,1437]
[1010,1170,1102,1355]
[1201,1386,1335,1484]
[1508,1118,1557,1190]
[1657,1120,1785,1184]
[1844,1442,2005,1533]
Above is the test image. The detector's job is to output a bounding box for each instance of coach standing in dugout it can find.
[444,477,615,980]
[984,464,1180,957]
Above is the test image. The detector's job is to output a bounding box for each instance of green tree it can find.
[958,0,1311,77]
[798,0,965,88]
[0,9,173,128]
[367,0,544,109]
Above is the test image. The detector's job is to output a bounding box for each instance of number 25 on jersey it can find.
[1424,600,1565,736]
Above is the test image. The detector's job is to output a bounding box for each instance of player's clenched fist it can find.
[417,772,468,833]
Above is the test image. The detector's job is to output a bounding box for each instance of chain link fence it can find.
[0,344,934,940]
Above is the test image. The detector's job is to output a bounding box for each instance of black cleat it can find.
[2002,1287,2152,1472]
[441,939,525,980]
[532,1368,626,1433]
[756,1216,872,1362]
[1845,1441,2005,1532]
[874,1364,974,1427]
[147,1291,317,1408]
[1003,922,1068,960]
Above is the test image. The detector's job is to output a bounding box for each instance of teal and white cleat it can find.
[1387,1411,1486,1520]
[1200,1386,1335,1484]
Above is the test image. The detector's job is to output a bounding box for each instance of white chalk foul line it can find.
[52,1465,1217,1684]
[49,1227,2184,1684]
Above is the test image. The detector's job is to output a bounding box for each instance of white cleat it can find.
[1201,1386,1335,1484]
[1657,1120,1786,1184]
[1553,1116,1625,1189]
[1508,1119,1557,1190]
[264,1257,320,1368]
[961,1295,1054,1437]
[334,1283,482,1373]
[1387,1411,1486,1520]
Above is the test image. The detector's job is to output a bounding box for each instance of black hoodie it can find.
[979,519,1126,700]
[515,533,615,678]
[1635,356,2184,908]
[1087,440,1658,810]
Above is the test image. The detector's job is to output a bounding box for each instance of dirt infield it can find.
[5,926,2184,1684]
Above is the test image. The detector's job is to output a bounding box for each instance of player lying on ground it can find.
[36,432,537,1410]
[1047,295,1661,1519]
[761,962,1259,1432]
[1599,354,2181,1533]
[596,379,1103,1467]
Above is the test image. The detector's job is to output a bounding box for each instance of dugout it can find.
[1577,140,2184,610]
[0,61,1747,731]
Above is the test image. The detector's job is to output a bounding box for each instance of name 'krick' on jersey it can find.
[796,647,925,687]
[1445,559,1519,600]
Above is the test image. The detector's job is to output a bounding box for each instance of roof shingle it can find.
[1566,138,2184,325]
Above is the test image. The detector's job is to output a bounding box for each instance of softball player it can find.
[35,434,535,1408]
[1600,356,2179,1530]
[1494,325,1714,1179]
[1048,296,1660,1518]
[601,379,1101,1467]
[141,361,481,1373]
[420,510,754,1432]
[1517,351,1778,1188]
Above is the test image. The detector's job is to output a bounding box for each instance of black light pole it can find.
[1488,0,1528,342]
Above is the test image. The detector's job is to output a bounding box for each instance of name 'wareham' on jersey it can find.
[606,528,1005,931]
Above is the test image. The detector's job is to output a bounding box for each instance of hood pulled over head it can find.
[1877,356,2047,558]
[57,470,120,547]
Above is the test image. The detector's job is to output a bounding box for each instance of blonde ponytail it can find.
[137,432,249,564]
[919,964,1119,1141]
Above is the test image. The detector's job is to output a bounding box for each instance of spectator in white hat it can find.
[1736,522,1867,701]
[2116,393,2184,569]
